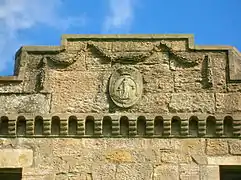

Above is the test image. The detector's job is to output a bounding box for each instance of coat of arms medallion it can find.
[109,67,143,108]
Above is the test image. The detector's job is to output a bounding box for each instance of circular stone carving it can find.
[109,67,143,108]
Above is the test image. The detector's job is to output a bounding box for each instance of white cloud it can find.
[0,0,85,73]
[103,0,136,33]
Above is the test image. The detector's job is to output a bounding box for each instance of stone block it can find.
[142,52,169,65]
[51,92,109,113]
[52,139,85,156]
[115,163,153,180]
[18,139,54,172]
[227,83,241,92]
[191,154,207,165]
[65,41,87,51]
[174,69,202,84]
[169,93,215,113]
[153,164,179,180]
[160,151,179,164]
[0,94,51,114]
[174,69,203,92]
[53,52,86,71]
[23,70,39,93]
[0,83,23,93]
[207,156,241,165]
[142,66,174,93]
[180,139,206,155]
[68,173,93,180]
[25,54,42,70]
[160,39,187,51]
[200,165,219,180]
[206,139,228,156]
[22,174,55,180]
[132,148,157,163]
[210,52,227,92]
[105,149,133,163]
[49,70,110,113]
[228,49,241,81]
[0,149,33,168]
[229,139,241,155]
[113,93,171,113]
[48,70,106,94]
[216,93,241,113]
[98,139,149,151]
[85,56,111,71]
[180,175,199,180]
[147,139,181,151]
[55,174,68,180]
[91,163,116,180]
[112,41,158,52]
[179,163,199,176]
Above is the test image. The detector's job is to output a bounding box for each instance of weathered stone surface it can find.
[121,93,170,113]
[49,70,110,113]
[142,51,169,65]
[227,83,241,92]
[0,138,239,179]
[180,139,206,155]
[0,83,23,93]
[160,39,188,51]
[207,156,241,165]
[0,149,33,167]
[206,139,229,156]
[22,174,55,180]
[112,41,158,52]
[142,65,174,93]
[179,163,199,179]
[153,164,179,180]
[105,149,133,163]
[209,52,227,92]
[160,151,179,164]
[191,154,207,165]
[200,165,220,180]
[52,139,85,156]
[174,69,203,92]
[114,163,153,180]
[180,175,199,180]
[169,93,215,113]
[229,48,241,81]
[65,41,87,51]
[0,94,51,114]
[51,51,86,71]
[228,139,241,155]
[216,93,241,113]
[85,55,111,71]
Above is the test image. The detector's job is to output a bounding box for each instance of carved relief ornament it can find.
[109,67,143,108]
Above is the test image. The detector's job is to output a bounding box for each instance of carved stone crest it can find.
[109,67,143,108]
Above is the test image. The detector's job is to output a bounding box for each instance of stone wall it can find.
[1,138,241,180]
[0,34,241,179]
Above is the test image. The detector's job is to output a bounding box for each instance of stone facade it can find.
[0,34,241,179]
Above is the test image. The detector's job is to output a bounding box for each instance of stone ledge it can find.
[0,149,33,168]
[0,76,22,83]
[207,156,241,165]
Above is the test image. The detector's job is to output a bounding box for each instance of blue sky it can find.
[0,0,240,75]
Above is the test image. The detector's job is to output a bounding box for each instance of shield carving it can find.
[109,67,143,108]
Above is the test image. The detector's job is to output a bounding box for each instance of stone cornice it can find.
[0,113,240,138]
